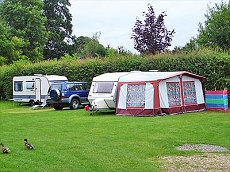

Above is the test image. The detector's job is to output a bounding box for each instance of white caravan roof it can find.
[45,75,68,81]
[118,71,177,82]
[13,74,68,82]
[92,72,129,82]
[118,71,204,82]
[92,71,204,83]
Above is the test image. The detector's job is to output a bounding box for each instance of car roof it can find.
[66,82,89,84]
[51,81,89,84]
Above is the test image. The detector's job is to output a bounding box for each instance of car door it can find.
[75,83,89,102]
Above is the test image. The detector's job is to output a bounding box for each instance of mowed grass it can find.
[0,101,229,172]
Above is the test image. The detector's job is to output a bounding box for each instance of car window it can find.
[83,83,91,90]
[67,83,75,91]
[51,84,62,90]
[74,83,90,90]
[75,84,83,90]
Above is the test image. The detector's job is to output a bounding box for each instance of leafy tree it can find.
[75,36,92,56]
[105,46,132,57]
[173,37,199,53]
[197,1,230,50]
[0,23,26,65]
[116,46,132,56]
[0,0,48,62]
[131,3,175,55]
[74,32,106,58]
[106,46,118,58]
[43,0,75,60]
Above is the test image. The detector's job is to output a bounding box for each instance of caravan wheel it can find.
[29,100,35,106]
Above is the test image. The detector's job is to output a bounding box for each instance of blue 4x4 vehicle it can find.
[46,81,90,110]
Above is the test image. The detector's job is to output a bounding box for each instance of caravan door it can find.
[35,78,41,102]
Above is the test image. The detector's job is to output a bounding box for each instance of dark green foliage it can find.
[43,0,75,60]
[0,48,229,101]
[74,35,107,58]
[197,1,230,50]
[0,0,48,62]
[173,37,198,52]
[0,24,26,65]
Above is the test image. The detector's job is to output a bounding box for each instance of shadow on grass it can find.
[89,110,116,116]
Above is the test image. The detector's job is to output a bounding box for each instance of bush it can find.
[0,48,229,101]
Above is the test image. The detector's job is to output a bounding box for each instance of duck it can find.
[0,143,10,153]
[24,139,34,150]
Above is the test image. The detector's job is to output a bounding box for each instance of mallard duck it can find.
[24,139,34,149]
[0,143,10,153]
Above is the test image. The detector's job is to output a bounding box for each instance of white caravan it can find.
[88,72,129,110]
[13,74,68,105]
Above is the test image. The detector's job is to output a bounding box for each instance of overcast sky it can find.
[69,0,224,53]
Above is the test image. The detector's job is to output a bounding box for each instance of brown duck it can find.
[0,143,10,153]
[24,139,34,149]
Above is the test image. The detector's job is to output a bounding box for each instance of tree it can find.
[173,37,198,53]
[0,0,48,62]
[197,1,230,50]
[131,3,175,55]
[0,23,26,65]
[43,0,75,60]
[74,32,106,58]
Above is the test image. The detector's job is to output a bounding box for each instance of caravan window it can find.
[93,82,114,93]
[14,81,23,91]
[25,81,34,89]
[166,82,181,106]
[183,81,197,104]
[126,84,145,107]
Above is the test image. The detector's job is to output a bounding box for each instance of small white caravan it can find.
[13,74,68,105]
[88,72,129,110]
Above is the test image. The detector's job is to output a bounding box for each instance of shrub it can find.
[0,48,229,102]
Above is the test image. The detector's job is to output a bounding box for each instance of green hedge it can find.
[0,48,229,101]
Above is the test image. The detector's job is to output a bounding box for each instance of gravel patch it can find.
[159,144,230,171]
[160,153,230,172]
[176,144,230,153]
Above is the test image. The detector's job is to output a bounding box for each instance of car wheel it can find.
[50,89,61,101]
[70,98,79,110]
[54,105,63,110]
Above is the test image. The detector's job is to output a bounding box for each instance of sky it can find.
[69,0,225,53]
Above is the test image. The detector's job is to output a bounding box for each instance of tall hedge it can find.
[0,48,229,101]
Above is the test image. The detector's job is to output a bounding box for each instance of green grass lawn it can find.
[0,101,229,172]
